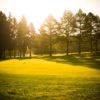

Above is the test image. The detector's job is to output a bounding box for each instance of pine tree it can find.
[61,10,76,55]
[75,9,86,54]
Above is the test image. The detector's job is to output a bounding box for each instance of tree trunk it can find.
[23,51,25,57]
[14,49,16,58]
[20,49,21,57]
[90,31,93,53]
[78,33,81,55]
[49,31,52,57]
[30,46,31,57]
[78,24,82,55]
[95,38,98,54]
[9,50,11,58]
[66,33,69,55]
[3,50,5,58]
[50,42,52,56]
[90,38,93,53]
[0,51,2,58]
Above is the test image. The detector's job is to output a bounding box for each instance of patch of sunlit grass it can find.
[0,57,99,78]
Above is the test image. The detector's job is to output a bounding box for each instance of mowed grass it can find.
[0,54,100,100]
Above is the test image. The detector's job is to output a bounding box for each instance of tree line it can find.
[0,9,100,58]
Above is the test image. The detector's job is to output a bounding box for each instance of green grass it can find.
[0,54,100,100]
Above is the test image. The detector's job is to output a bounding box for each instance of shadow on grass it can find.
[0,54,100,70]
[0,57,32,61]
[33,54,100,70]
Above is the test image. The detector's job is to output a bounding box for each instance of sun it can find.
[8,0,52,31]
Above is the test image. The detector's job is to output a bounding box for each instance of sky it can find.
[0,0,100,32]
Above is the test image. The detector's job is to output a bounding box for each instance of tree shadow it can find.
[0,57,33,62]
[34,54,100,70]
[0,54,100,70]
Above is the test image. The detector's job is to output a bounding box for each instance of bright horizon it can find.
[0,0,100,32]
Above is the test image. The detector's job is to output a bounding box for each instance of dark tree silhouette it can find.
[0,11,9,58]
[7,13,18,58]
[75,9,86,54]
[93,15,100,53]
[84,12,96,53]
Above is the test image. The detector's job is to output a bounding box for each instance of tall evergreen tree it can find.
[7,13,18,58]
[0,11,9,58]
[28,22,36,57]
[84,12,96,53]
[93,15,100,53]
[11,17,18,57]
[61,10,76,55]
[39,24,49,55]
[75,9,86,54]
[17,16,29,57]
[40,14,59,56]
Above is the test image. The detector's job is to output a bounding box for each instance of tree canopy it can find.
[0,9,100,58]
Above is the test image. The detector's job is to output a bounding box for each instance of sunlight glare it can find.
[7,0,93,32]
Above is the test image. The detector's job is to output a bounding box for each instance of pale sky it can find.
[0,0,100,32]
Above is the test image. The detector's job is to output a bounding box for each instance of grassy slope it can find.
[0,54,100,100]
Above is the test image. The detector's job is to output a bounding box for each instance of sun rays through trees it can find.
[0,9,100,58]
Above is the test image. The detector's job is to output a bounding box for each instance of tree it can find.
[75,9,86,54]
[0,11,9,58]
[11,17,18,58]
[93,15,100,53]
[28,22,36,57]
[39,24,49,55]
[17,16,29,57]
[40,14,59,56]
[61,10,76,55]
[84,12,96,53]
[7,13,18,58]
